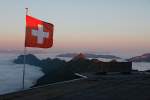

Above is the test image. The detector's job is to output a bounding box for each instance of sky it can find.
[0,0,150,56]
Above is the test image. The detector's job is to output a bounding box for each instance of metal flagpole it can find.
[22,8,28,89]
[22,47,26,89]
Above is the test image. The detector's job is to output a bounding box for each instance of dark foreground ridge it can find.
[0,73,150,100]
[14,54,132,86]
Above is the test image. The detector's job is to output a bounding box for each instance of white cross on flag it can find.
[25,15,54,48]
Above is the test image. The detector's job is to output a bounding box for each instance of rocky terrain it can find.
[13,53,104,86]
[7,53,150,100]
[14,53,130,86]
[1,73,150,100]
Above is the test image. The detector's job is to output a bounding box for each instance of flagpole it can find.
[22,8,28,89]
[22,47,26,89]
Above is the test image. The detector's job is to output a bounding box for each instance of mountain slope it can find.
[127,53,150,62]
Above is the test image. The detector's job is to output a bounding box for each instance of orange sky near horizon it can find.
[0,0,150,56]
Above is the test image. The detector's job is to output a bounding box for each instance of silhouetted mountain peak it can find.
[57,53,121,59]
[14,54,40,65]
[127,53,150,62]
[142,53,150,57]
[72,53,86,61]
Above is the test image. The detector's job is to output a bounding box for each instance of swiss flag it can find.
[25,15,54,48]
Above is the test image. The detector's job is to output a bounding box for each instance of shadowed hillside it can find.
[14,54,131,86]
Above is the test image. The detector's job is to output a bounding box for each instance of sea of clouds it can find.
[0,53,150,95]
[0,53,44,95]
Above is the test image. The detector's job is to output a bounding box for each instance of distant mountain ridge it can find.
[127,53,150,62]
[14,53,130,86]
[57,53,121,59]
[14,54,101,86]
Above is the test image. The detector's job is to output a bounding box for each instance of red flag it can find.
[25,15,54,48]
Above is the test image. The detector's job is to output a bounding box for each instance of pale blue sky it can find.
[0,0,150,56]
